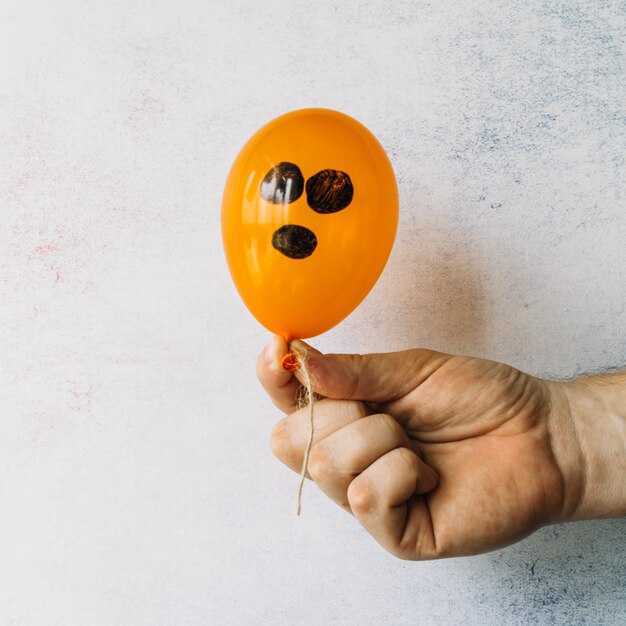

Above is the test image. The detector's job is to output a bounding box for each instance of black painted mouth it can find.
[271,225,317,260]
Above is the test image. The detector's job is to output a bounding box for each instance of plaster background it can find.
[1,1,625,624]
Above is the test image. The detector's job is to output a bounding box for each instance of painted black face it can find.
[261,162,353,259]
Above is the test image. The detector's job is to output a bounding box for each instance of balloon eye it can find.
[260,162,305,204]
[306,170,354,214]
[272,224,317,259]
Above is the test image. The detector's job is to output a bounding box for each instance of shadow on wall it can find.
[379,217,489,357]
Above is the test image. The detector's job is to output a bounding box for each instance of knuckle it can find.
[346,353,363,397]
[269,419,290,460]
[307,444,331,481]
[347,478,376,515]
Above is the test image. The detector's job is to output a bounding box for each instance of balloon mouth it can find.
[271,224,318,259]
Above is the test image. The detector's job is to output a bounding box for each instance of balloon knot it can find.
[281,352,301,372]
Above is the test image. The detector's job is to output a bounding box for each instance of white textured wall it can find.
[1,1,625,624]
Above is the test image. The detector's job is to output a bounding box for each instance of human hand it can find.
[257,336,626,559]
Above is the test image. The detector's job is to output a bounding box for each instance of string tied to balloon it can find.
[281,343,315,516]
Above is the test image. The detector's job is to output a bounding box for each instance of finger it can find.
[291,339,451,405]
[347,447,438,560]
[269,399,369,474]
[256,335,303,414]
[306,413,412,511]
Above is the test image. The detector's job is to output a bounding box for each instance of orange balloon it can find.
[222,108,398,340]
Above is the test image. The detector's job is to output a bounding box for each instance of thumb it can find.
[290,340,448,404]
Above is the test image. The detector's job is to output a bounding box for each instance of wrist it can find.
[549,372,626,522]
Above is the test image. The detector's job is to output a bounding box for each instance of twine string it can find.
[290,344,315,517]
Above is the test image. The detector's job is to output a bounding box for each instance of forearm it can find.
[550,372,626,522]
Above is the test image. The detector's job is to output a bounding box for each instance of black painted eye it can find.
[260,162,305,204]
[306,169,353,214]
[272,224,317,259]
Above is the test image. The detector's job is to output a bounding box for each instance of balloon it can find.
[221,108,398,340]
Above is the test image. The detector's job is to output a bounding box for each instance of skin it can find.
[257,336,626,560]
